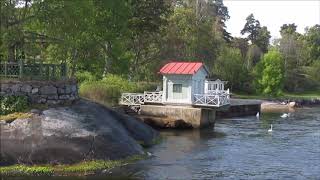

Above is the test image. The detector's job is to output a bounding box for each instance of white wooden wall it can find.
[162,66,209,105]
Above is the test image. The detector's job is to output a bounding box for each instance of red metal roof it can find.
[159,62,206,75]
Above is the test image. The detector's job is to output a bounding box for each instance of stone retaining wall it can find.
[0,80,79,105]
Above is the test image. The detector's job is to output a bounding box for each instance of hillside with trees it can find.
[1,0,319,99]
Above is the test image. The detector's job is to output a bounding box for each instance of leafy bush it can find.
[75,71,97,83]
[79,74,158,105]
[255,50,285,96]
[0,95,28,115]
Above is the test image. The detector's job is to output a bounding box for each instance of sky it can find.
[224,0,320,40]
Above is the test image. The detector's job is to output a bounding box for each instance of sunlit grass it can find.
[0,155,146,177]
[0,112,33,123]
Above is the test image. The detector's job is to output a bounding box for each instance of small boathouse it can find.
[120,62,230,108]
[120,61,234,128]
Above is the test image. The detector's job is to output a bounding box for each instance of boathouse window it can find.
[173,84,182,93]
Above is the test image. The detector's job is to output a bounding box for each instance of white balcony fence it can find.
[144,91,163,103]
[193,93,230,107]
[120,91,163,106]
[120,93,144,105]
[120,90,230,107]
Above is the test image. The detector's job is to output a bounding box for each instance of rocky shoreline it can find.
[261,97,320,112]
[0,99,158,166]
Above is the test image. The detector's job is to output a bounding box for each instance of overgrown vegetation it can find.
[0,96,28,115]
[79,73,157,106]
[1,0,319,97]
[0,155,146,177]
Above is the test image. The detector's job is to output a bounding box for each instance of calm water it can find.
[117,107,320,179]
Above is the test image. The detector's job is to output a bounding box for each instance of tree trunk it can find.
[8,45,15,62]
[70,49,78,77]
[103,42,112,77]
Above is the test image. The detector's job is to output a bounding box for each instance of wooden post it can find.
[61,63,67,79]
[52,65,56,79]
[39,62,43,79]
[19,60,23,79]
[4,62,7,78]
[46,65,49,80]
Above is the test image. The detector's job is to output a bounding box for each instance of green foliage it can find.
[75,71,97,83]
[0,165,54,176]
[0,95,28,115]
[214,47,250,91]
[308,61,320,82]
[79,74,157,105]
[241,14,271,53]
[1,0,320,95]
[256,50,285,96]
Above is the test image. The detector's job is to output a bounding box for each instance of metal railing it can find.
[0,61,67,80]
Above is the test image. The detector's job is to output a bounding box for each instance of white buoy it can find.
[268,124,273,132]
[256,112,260,119]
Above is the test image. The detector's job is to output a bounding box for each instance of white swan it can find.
[256,112,260,119]
[268,124,273,132]
[280,113,290,118]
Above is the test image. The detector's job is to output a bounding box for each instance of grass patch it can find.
[0,112,33,123]
[0,155,146,177]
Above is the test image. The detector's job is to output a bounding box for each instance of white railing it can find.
[207,89,230,95]
[120,91,163,106]
[120,90,230,107]
[120,93,145,105]
[193,93,230,107]
[144,91,163,103]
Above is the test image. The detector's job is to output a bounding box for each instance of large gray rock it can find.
[0,100,158,165]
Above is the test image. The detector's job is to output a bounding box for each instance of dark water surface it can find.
[120,107,320,179]
[8,108,320,180]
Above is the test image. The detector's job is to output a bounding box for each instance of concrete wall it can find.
[140,105,215,128]
[0,80,79,105]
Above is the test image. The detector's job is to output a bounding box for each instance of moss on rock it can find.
[0,155,146,177]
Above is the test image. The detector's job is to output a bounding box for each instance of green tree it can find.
[128,0,170,80]
[257,50,284,96]
[278,23,306,91]
[213,47,249,91]
[304,25,320,63]
[241,14,270,53]
[241,14,261,43]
